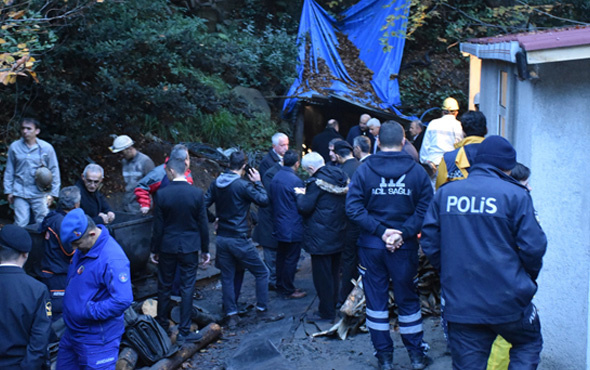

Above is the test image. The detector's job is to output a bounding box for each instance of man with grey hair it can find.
[367,118,381,154]
[409,120,425,153]
[259,132,289,178]
[76,164,115,225]
[297,152,348,323]
[4,117,61,226]
[39,186,81,319]
[353,135,372,162]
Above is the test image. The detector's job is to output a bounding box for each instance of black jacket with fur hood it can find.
[296,165,349,255]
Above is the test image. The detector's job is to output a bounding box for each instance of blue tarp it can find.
[283,0,410,115]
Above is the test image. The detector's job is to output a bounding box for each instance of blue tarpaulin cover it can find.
[283,0,410,115]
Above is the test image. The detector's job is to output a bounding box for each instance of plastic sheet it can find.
[283,0,410,115]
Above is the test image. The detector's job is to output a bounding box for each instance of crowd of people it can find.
[1,97,547,370]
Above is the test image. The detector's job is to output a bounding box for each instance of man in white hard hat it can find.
[4,118,61,226]
[109,135,155,213]
[419,97,464,176]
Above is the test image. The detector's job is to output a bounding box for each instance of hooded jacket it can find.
[297,166,349,255]
[205,171,269,238]
[62,226,133,344]
[346,151,433,250]
[421,163,547,324]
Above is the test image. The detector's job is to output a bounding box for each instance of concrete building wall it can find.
[481,58,590,368]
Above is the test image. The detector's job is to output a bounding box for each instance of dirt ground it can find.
[171,244,452,370]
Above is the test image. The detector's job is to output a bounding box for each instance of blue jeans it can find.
[13,196,48,226]
[448,303,542,370]
[216,236,269,316]
[57,330,120,369]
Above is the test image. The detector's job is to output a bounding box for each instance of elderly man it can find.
[297,152,348,323]
[0,225,52,369]
[346,122,433,370]
[151,146,210,343]
[58,208,133,369]
[353,135,372,162]
[206,150,274,328]
[419,97,464,173]
[312,119,343,164]
[4,118,61,226]
[109,135,155,213]
[346,113,375,148]
[408,120,425,153]
[367,118,381,154]
[39,186,80,319]
[76,164,115,225]
[259,132,289,178]
[421,136,546,368]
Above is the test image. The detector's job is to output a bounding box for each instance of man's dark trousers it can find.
[157,252,199,335]
[448,303,542,370]
[216,235,269,315]
[339,222,360,304]
[311,253,341,319]
[276,241,301,296]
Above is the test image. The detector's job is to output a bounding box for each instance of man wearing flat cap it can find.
[332,140,360,180]
[57,208,133,369]
[0,224,52,369]
[421,135,547,369]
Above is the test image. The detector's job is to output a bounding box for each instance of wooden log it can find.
[147,323,222,370]
[116,347,139,370]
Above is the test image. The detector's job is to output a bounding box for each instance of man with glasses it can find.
[75,164,116,225]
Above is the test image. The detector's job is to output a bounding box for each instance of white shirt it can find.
[419,114,464,166]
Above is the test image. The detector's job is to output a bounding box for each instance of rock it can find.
[232,86,271,119]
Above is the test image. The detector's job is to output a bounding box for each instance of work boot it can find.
[409,352,433,370]
[176,331,202,346]
[225,314,240,330]
[286,289,307,299]
[376,352,394,370]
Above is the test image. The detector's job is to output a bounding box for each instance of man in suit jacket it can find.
[151,145,210,345]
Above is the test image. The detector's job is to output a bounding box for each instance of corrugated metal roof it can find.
[466,25,590,52]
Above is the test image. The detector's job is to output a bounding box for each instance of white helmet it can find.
[109,135,134,153]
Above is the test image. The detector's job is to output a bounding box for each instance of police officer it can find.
[0,225,52,369]
[346,122,433,370]
[57,208,133,369]
[421,136,547,368]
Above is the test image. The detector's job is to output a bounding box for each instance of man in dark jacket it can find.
[312,119,343,164]
[333,140,360,179]
[346,122,433,370]
[346,113,375,149]
[0,225,52,370]
[76,163,115,225]
[39,185,80,319]
[421,136,547,369]
[297,152,348,322]
[258,132,289,178]
[151,147,210,345]
[205,151,272,328]
[270,150,306,299]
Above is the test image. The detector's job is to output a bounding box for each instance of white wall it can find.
[483,58,590,368]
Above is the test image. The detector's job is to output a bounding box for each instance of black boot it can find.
[376,352,394,370]
[409,351,433,370]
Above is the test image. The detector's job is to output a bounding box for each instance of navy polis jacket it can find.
[270,166,304,243]
[62,225,133,344]
[151,180,209,254]
[205,172,269,238]
[421,163,547,324]
[297,165,349,255]
[346,150,432,250]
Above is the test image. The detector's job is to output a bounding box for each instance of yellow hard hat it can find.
[442,97,459,111]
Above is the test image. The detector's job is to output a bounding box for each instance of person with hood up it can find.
[205,150,273,329]
[296,152,349,323]
[346,122,433,370]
